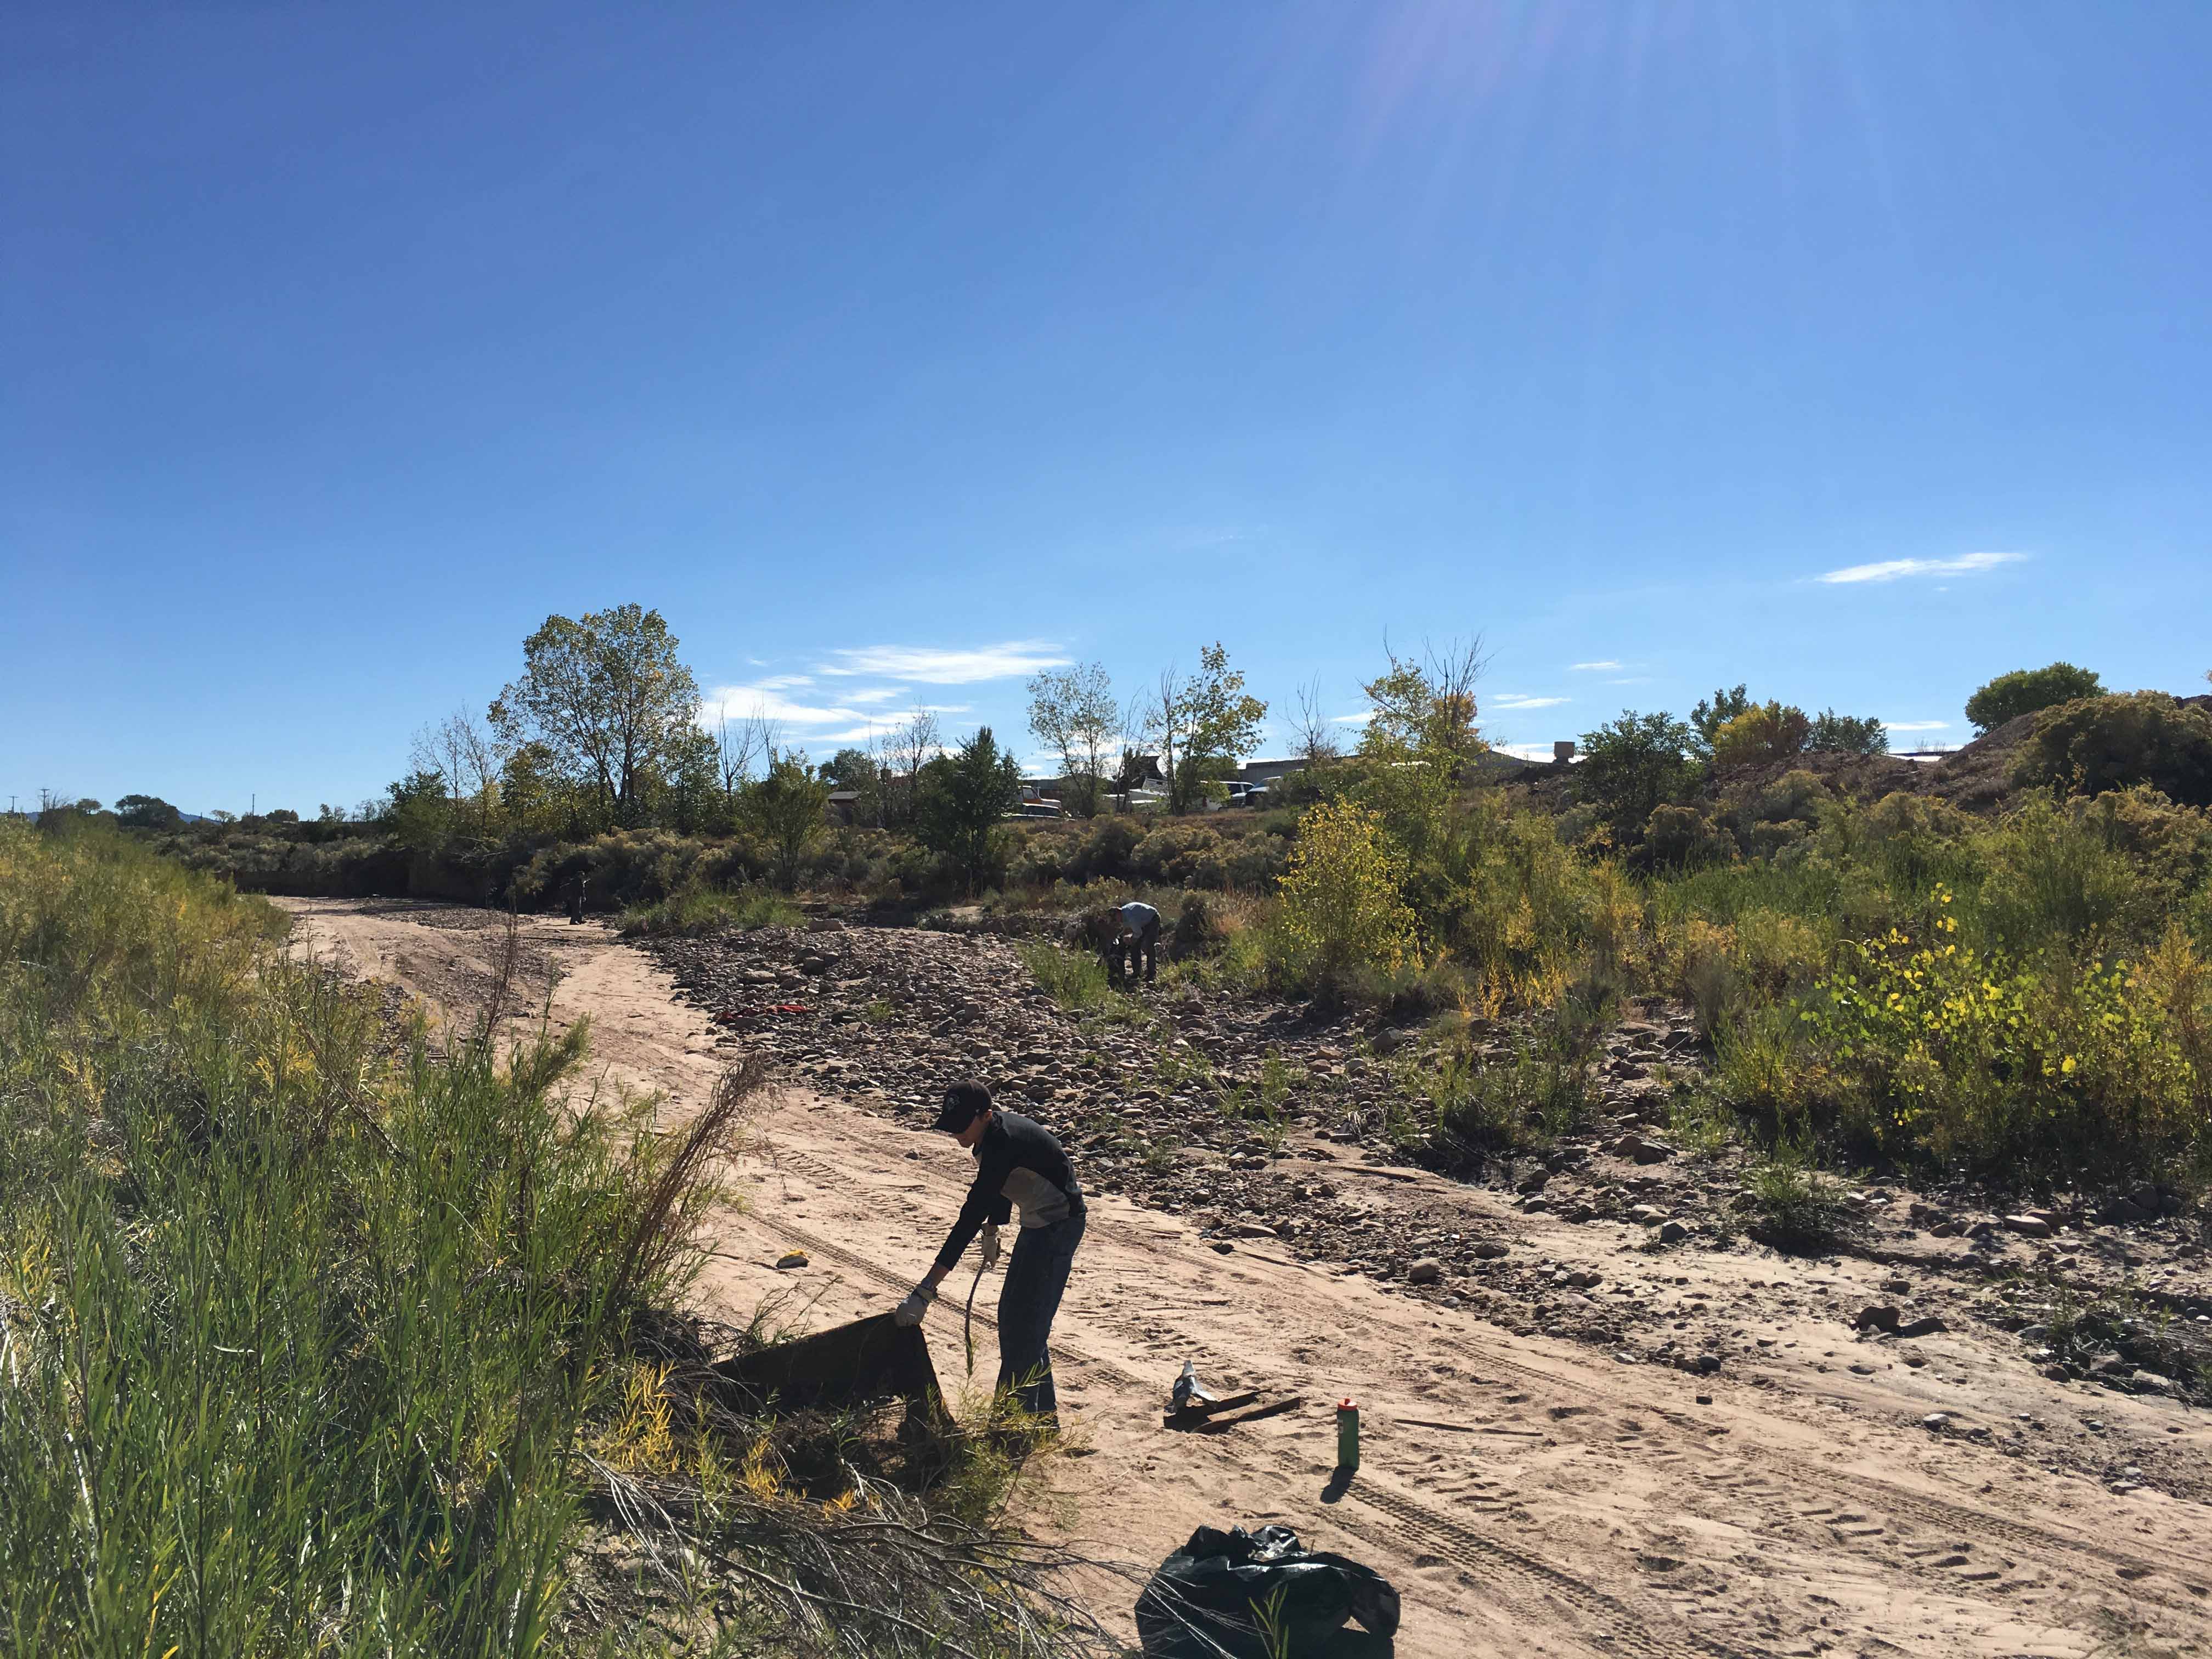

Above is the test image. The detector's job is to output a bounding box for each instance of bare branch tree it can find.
[410,708,509,834]
[1364,633,1491,763]
[1290,674,1342,769]
[1137,662,1183,811]
[882,708,941,828]
[713,703,780,810]
[1424,634,1491,759]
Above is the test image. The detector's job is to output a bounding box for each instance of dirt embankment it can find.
[282,899,2212,1659]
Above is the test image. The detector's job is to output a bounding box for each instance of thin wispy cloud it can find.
[1331,711,1374,725]
[1492,693,1567,710]
[1883,720,1950,732]
[816,641,1071,683]
[1815,551,2027,585]
[847,687,904,704]
[1166,525,1260,551]
[1569,661,1621,672]
[698,682,877,729]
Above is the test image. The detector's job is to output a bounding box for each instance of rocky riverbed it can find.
[643,919,2212,1413]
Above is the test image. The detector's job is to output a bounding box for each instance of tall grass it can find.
[1396,1001,1605,1169]
[0,823,1119,1657]
[0,822,731,1655]
[1017,940,1148,1026]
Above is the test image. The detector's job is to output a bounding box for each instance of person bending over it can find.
[895,1081,1086,1426]
[1111,899,1160,985]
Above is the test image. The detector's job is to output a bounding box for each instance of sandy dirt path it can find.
[280,899,2212,1659]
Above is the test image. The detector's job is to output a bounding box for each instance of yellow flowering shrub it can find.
[1267,798,1420,988]
[1799,884,2209,1169]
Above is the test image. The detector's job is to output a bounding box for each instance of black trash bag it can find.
[1135,1524,1400,1657]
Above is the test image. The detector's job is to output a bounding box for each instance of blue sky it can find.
[5,3,2208,812]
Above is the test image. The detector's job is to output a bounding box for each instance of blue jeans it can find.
[997,1211,1084,1417]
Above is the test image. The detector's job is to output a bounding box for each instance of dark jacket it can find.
[933,1110,1084,1272]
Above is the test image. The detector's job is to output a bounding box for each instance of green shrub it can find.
[1063,815,1143,883]
[160,826,410,897]
[2016,691,2212,806]
[1642,804,1735,871]
[1850,791,1974,890]
[1966,661,2105,734]
[1171,890,1221,957]
[1667,908,1829,1040]
[1967,795,2179,952]
[1130,822,1226,886]
[1575,712,1701,844]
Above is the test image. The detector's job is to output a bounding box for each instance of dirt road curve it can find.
[280,900,2212,1659]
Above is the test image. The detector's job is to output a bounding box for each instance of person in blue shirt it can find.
[895,1081,1086,1426]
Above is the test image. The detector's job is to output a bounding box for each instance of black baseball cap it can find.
[933,1080,992,1133]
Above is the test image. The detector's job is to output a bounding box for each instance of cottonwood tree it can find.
[1709,702,1814,767]
[817,747,883,826]
[114,794,183,831]
[656,723,728,833]
[1136,667,1184,810]
[1145,644,1268,812]
[1350,639,1489,908]
[1026,662,1119,816]
[489,605,701,826]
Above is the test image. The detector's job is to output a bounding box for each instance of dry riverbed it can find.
[283,898,2212,1659]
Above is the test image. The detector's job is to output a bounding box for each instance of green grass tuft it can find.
[620,883,806,936]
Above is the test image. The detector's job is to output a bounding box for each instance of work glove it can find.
[979,1224,1003,1271]
[893,1283,935,1327]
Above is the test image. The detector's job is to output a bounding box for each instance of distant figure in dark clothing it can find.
[566,873,585,924]
[895,1081,1086,1425]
